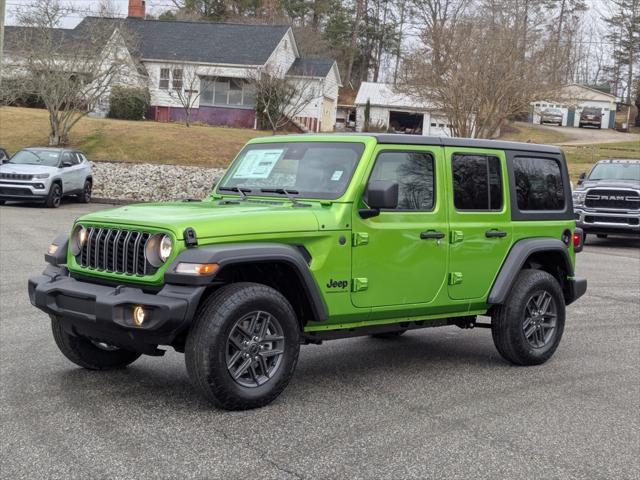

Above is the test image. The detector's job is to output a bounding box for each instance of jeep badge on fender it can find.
[28,134,587,410]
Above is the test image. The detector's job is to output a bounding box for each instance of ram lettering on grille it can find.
[77,227,156,276]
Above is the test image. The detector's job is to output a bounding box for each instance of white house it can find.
[530,84,618,129]
[354,82,453,137]
[4,0,341,132]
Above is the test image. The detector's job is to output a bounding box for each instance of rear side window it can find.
[514,157,565,210]
[452,154,503,210]
[368,151,435,210]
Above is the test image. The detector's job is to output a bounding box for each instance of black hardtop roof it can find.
[372,134,563,154]
[287,133,564,154]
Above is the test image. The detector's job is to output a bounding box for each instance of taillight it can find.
[573,228,584,253]
[573,233,580,247]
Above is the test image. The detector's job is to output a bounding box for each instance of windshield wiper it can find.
[260,188,308,207]
[218,186,252,199]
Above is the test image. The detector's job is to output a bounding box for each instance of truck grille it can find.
[585,189,640,210]
[77,227,156,276]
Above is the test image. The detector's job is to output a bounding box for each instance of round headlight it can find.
[145,233,173,267]
[160,235,173,262]
[70,225,87,256]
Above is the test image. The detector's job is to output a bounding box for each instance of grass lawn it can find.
[0,106,269,167]
[564,141,640,180]
[498,122,569,144]
[1,107,637,179]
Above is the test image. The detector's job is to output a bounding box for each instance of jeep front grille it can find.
[0,173,33,181]
[585,189,640,210]
[77,227,156,276]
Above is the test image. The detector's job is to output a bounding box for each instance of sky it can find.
[4,0,609,29]
[4,0,174,27]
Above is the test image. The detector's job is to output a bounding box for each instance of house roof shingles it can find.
[7,18,292,66]
[287,58,335,77]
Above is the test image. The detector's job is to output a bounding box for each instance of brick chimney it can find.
[128,0,146,18]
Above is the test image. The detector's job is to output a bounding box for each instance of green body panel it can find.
[444,147,514,300]
[66,135,576,332]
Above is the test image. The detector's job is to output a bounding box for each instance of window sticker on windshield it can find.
[331,170,343,181]
[233,149,283,179]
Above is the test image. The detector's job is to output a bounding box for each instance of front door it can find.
[445,147,513,300]
[351,145,448,308]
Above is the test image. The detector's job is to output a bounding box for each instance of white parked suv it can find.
[0,148,92,208]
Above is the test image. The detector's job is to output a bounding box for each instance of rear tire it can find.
[491,270,565,366]
[185,283,300,410]
[51,316,141,369]
[46,182,62,208]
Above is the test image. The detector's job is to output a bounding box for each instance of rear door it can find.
[351,145,448,308]
[445,147,513,300]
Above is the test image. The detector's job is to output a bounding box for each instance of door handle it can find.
[420,230,445,240]
[485,229,507,238]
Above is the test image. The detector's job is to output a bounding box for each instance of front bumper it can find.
[0,181,50,200]
[28,265,205,353]
[575,208,640,235]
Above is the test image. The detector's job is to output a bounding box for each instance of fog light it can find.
[47,244,59,255]
[175,262,219,275]
[133,306,147,326]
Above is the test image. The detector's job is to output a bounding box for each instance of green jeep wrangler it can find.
[29,134,587,410]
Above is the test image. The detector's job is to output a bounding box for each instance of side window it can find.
[72,153,82,165]
[61,152,73,165]
[368,151,435,211]
[159,68,170,89]
[514,157,564,210]
[452,154,503,210]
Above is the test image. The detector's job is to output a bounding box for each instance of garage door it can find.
[427,116,451,136]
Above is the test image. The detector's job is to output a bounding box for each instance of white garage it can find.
[530,84,617,129]
[354,82,453,137]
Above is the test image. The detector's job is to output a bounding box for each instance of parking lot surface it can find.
[1,202,639,479]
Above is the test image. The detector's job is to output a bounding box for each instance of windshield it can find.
[589,162,640,181]
[8,150,60,167]
[217,142,366,200]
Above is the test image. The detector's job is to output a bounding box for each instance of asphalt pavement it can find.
[1,202,639,479]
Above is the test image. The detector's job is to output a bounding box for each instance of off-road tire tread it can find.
[51,316,141,369]
[491,269,565,366]
[185,282,300,410]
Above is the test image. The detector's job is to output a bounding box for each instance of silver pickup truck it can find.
[573,159,640,240]
[0,147,93,208]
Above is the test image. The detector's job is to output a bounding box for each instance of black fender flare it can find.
[488,238,573,305]
[164,243,328,322]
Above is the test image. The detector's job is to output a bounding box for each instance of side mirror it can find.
[359,180,399,219]
[577,172,586,186]
[61,161,73,167]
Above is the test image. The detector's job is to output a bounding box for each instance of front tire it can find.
[51,316,141,369]
[491,270,565,366]
[78,180,92,203]
[46,182,62,208]
[185,283,300,410]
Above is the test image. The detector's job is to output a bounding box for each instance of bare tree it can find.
[249,70,317,134]
[400,2,559,138]
[161,63,206,127]
[3,0,138,145]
